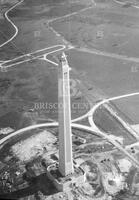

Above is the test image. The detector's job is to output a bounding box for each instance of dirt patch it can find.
[11,130,57,162]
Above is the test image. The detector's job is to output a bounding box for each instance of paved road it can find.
[113,0,139,9]
[0,122,97,147]
[77,47,139,63]
[0,0,95,66]
[88,92,139,168]
[73,92,139,168]
[1,2,139,198]
[1,45,65,68]
[1,0,139,171]
[0,0,24,49]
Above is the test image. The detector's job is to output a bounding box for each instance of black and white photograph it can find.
[0,0,139,199]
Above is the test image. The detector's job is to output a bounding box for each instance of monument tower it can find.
[58,52,74,176]
[47,52,85,192]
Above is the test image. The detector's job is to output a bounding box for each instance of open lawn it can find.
[67,48,139,128]
[52,0,139,57]
[0,18,61,60]
[0,57,88,129]
[9,1,86,20]
[113,95,139,125]
[0,19,15,46]
[0,0,91,60]
[93,105,137,145]
[67,49,139,98]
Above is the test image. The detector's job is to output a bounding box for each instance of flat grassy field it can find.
[113,95,139,125]
[9,1,86,20]
[0,0,92,129]
[67,49,139,125]
[1,0,139,130]
[52,1,139,57]
[0,19,15,45]
[0,0,19,45]
[67,49,139,97]
[0,18,61,60]
[49,0,139,128]
[93,105,137,145]
[0,0,91,60]
[0,57,89,129]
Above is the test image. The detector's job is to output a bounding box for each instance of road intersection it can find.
[1,45,66,68]
[0,0,139,172]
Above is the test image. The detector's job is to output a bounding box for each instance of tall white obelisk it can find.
[58,52,74,177]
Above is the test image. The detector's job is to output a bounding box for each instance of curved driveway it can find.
[0,0,24,49]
